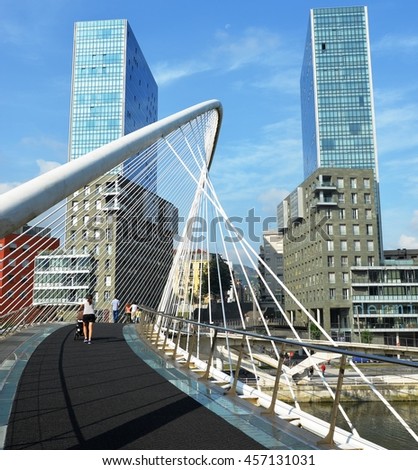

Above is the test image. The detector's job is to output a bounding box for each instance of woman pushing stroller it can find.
[79,293,96,344]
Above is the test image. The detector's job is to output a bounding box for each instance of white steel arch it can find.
[0,100,222,239]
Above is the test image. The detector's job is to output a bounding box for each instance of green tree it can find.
[309,323,321,340]
[360,330,373,344]
[201,255,233,301]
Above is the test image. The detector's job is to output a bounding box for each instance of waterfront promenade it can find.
[0,323,321,450]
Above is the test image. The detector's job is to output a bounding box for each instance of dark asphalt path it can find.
[4,323,265,450]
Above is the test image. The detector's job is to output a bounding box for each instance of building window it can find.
[342,272,349,283]
[337,177,344,189]
[354,240,361,251]
[325,208,332,219]
[341,256,348,267]
[329,288,336,300]
[327,240,334,251]
[326,224,333,236]
[338,193,345,203]
[340,240,348,251]
[353,224,360,235]
[339,209,346,219]
[366,225,373,236]
[104,291,110,301]
[340,224,347,235]
[365,209,372,220]
[367,240,374,251]
[352,208,359,219]
[328,272,336,284]
[368,256,375,266]
[350,178,357,189]
[105,275,111,287]
[363,178,370,189]
[327,256,335,267]
[351,193,358,204]
[364,193,371,204]
[342,288,350,300]
[355,256,362,266]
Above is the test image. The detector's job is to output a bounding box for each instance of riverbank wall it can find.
[275,379,418,403]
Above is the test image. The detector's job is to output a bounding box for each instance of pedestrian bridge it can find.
[1,100,418,450]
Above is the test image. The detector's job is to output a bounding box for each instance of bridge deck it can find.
[0,323,320,450]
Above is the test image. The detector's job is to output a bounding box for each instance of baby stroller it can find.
[74,312,84,340]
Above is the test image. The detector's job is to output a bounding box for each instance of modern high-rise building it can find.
[277,7,390,342]
[300,6,383,260]
[69,19,158,185]
[301,6,378,179]
[35,19,176,313]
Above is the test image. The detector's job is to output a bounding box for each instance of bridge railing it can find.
[137,306,418,450]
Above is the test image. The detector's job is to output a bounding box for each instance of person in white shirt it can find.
[130,302,140,323]
[111,297,120,323]
[80,294,95,344]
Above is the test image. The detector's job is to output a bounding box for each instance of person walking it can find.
[308,365,314,378]
[80,293,96,344]
[321,363,326,376]
[131,301,140,323]
[111,296,120,323]
[124,302,132,323]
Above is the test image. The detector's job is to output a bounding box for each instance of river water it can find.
[300,400,418,450]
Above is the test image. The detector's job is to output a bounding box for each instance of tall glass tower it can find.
[300,6,378,181]
[300,6,383,261]
[63,20,162,309]
[69,19,158,187]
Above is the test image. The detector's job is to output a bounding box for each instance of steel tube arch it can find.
[0,99,222,238]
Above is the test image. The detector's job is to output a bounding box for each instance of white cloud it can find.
[153,26,297,89]
[0,182,20,195]
[0,159,61,196]
[153,60,212,86]
[398,234,418,249]
[374,34,418,54]
[213,27,282,71]
[36,159,62,175]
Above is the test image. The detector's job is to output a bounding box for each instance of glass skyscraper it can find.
[69,19,158,187]
[41,19,165,310]
[278,6,388,338]
[300,6,379,182]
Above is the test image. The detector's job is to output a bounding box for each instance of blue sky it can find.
[1,0,418,250]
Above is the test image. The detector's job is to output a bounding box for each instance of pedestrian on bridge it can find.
[131,301,140,323]
[321,363,326,376]
[124,302,132,323]
[111,296,120,323]
[80,293,96,344]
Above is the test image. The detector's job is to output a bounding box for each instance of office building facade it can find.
[276,7,390,340]
[69,19,158,182]
[278,168,380,338]
[35,19,171,312]
[300,6,383,261]
[1,225,59,316]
